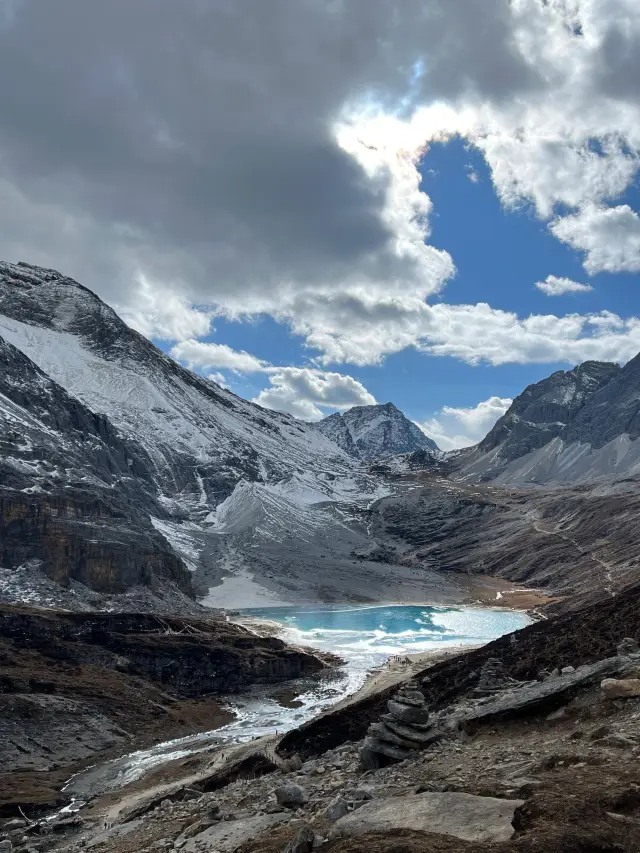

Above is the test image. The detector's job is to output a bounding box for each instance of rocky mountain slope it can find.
[0,333,197,606]
[454,357,640,484]
[0,261,390,608]
[4,258,640,612]
[317,403,438,460]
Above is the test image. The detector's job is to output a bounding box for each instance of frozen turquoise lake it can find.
[244,603,531,671]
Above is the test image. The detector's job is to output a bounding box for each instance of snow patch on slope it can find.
[459,434,640,486]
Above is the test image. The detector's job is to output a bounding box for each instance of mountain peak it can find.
[316,403,438,460]
[478,359,621,462]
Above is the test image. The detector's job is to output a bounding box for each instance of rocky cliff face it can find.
[454,358,640,484]
[317,403,438,460]
[478,361,620,461]
[0,333,195,599]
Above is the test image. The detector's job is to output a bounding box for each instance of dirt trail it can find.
[530,515,615,597]
[445,478,618,599]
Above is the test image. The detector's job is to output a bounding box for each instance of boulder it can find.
[387,699,430,725]
[0,841,11,853]
[601,678,640,700]
[275,784,309,807]
[328,793,524,844]
[183,814,289,852]
[322,797,349,821]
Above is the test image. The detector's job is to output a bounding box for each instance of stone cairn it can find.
[473,657,521,697]
[360,681,442,770]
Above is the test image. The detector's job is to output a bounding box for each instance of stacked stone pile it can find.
[360,682,442,769]
[473,657,522,697]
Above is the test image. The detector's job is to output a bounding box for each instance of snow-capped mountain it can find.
[0,261,388,607]
[316,402,439,460]
[454,358,640,484]
[0,262,359,510]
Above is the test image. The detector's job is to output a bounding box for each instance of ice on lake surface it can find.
[244,603,530,672]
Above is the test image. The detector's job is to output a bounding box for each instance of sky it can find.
[1,1,640,450]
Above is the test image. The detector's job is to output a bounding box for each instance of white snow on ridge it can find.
[0,313,354,490]
[0,308,394,568]
[458,433,640,486]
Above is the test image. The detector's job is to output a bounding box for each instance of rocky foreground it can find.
[0,606,329,814]
[2,586,640,853]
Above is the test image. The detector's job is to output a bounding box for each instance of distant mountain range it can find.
[2,259,640,611]
[316,403,439,460]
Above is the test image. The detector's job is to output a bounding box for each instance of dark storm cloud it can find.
[0,0,540,302]
[596,21,640,105]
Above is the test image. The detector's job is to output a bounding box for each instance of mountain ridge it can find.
[316,401,439,460]
[454,355,640,485]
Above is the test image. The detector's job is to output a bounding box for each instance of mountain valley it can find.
[2,260,640,614]
[2,262,640,853]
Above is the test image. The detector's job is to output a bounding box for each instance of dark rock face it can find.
[478,361,621,462]
[0,606,326,698]
[563,352,640,448]
[317,402,439,460]
[0,492,194,596]
[0,335,193,598]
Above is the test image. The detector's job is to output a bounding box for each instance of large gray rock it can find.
[329,793,524,844]
[449,655,629,730]
[183,814,288,852]
[387,699,430,725]
[322,797,349,821]
[275,784,309,807]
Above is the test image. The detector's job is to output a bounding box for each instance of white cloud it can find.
[206,371,230,389]
[170,339,269,374]
[550,205,640,273]
[253,367,376,420]
[421,302,640,366]
[2,0,640,372]
[420,396,512,451]
[535,275,594,296]
[120,276,213,341]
